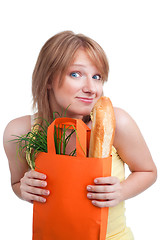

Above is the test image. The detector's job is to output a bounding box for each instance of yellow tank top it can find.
[106,147,134,239]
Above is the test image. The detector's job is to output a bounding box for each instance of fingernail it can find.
[94,179,98,183]
[87,186,91,190]
[87,193,92,198]
[42,181,47,187]
[45,190,50,195]
[42,198,46,202]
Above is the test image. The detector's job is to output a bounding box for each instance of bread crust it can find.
[89,97,115,158]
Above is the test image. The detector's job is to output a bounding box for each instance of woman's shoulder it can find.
[114,107,137,128]
[113,107,139,149]
[3,115,32,142]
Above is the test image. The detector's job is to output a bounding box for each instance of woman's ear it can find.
[47,83,52,89]
[47,74,54,89]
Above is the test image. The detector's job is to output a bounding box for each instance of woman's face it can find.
[49,48,103,119]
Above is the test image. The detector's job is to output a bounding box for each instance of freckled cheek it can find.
[93,81,103,92]
[63,83,81,96]
[65,88,77,97]
[95,88,103,98]
[99,85,103,96]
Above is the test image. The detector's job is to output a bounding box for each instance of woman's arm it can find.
[114,108,157,200]
[87,108,157,207]
[3,116,50,203]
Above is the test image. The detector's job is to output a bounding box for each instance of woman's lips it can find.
[76,97,94,103]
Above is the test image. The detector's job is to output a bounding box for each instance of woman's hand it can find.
[20,170,50,203]
[87,176,122,208]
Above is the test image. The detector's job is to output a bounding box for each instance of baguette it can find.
[89,96,115,158]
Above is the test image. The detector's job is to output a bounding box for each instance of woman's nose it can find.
[82,76,96,94]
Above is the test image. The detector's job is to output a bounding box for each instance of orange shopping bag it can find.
[33,118,112,240]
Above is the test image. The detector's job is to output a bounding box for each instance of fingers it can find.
[21,184,50,196]
[22,170,47,187]
[94,176,119,185]
[21,191,47,204]
[25,169,47,180]
[87,191,119,201]
[87,181,120,194]
[87,176,122,208]
[23,177,47,188]
[91,199,119,208]
[20,170,50,203]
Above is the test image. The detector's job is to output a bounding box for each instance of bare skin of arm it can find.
[87,108,157,207]
[3,115,50,203]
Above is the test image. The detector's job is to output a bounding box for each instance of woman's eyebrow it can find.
[70,63,86,68]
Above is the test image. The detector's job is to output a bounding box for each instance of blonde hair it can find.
[32,30,109,124]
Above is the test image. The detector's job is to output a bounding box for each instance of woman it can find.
[3,31,157,239]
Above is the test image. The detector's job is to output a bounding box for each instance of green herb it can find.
[10,106,85,170]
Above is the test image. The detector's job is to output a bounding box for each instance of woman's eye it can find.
[70,72,80,78]
[92,74,101,80]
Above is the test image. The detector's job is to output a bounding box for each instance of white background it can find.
[0,0,160,239]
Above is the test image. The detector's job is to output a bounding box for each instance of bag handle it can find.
[47,118,91,157]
